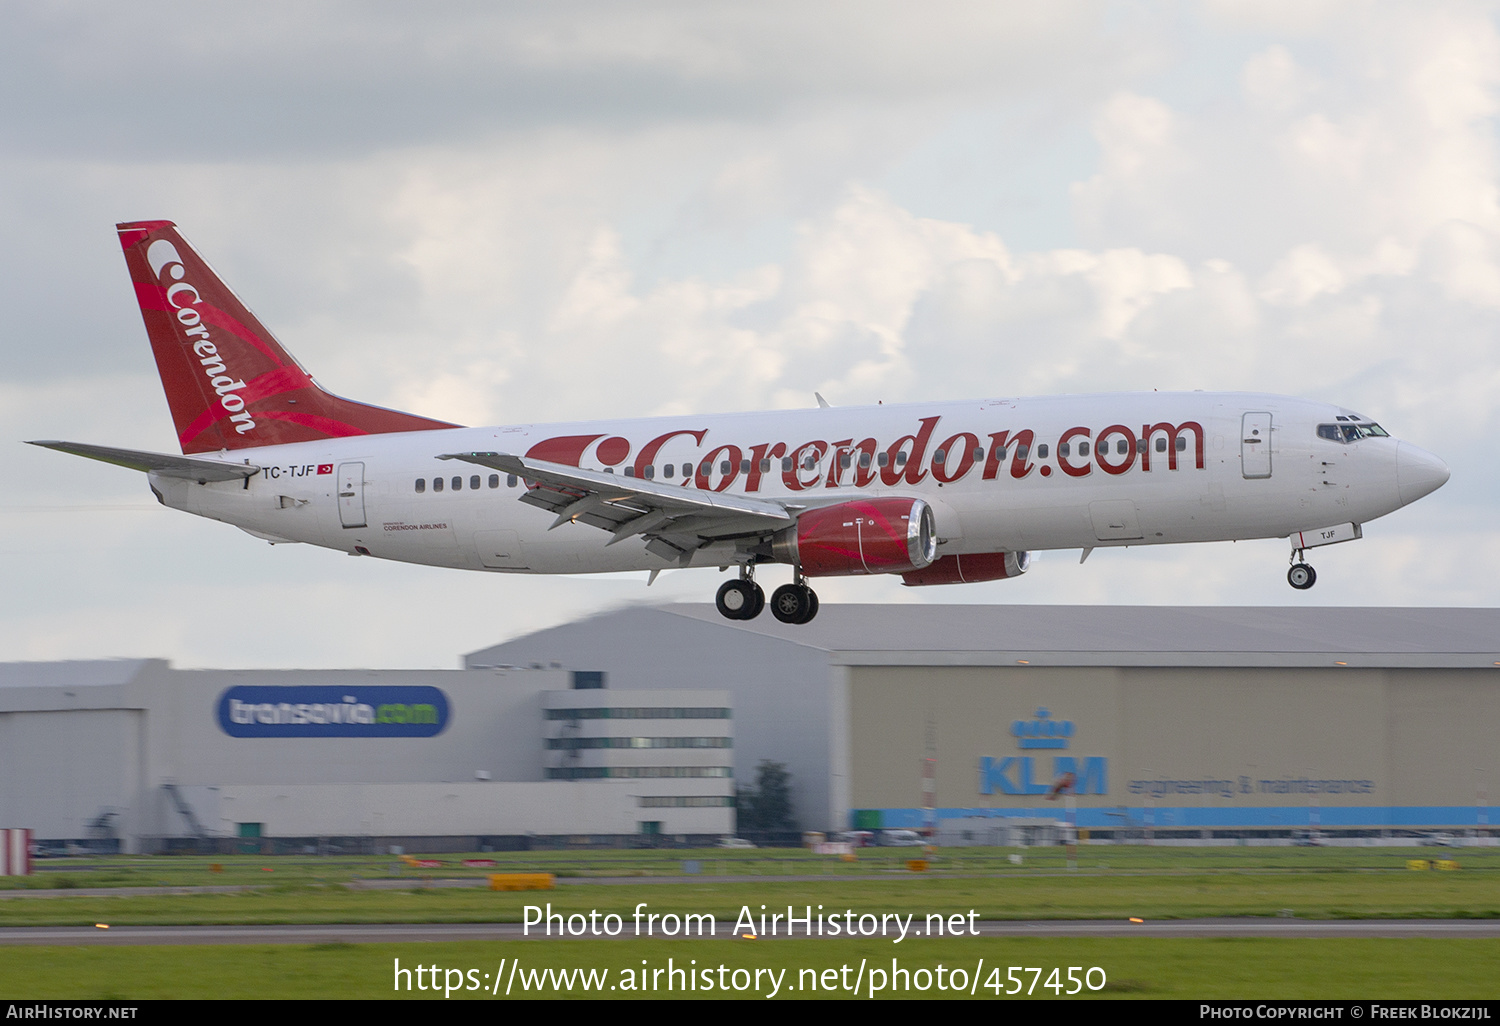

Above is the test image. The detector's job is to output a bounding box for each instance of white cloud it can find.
[4,3,1499,669]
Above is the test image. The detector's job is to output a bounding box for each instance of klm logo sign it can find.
[980,708,1107,796]
[1011,708,1074,749]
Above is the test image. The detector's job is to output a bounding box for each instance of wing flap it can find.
[439,451,794,544]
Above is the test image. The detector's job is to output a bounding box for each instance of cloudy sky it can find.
[3,2,1497,668]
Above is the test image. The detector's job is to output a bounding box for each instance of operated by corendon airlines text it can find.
[394,957,1106,998]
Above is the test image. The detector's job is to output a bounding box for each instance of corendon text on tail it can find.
[28,221,1451,624]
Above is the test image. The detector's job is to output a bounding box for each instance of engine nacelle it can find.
[772,497,937,577]
[900,550,1030,587]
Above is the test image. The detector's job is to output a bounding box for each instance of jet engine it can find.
[900,550,1030,586]
[772,497,937,577]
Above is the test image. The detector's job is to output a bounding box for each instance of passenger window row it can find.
[414,474,514,493]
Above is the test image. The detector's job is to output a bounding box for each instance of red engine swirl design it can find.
[773,497,937,577]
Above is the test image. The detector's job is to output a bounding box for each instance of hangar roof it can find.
[0,658,164,689]
[477,605,1500,669]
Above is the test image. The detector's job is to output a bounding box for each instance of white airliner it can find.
[30,221,1450,624]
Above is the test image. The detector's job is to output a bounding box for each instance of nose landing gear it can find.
[1287,551,1317,590]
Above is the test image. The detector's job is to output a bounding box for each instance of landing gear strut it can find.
[715,566,765,620]
[1287,551,1317,591]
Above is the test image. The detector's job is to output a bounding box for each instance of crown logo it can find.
[1011,707,1073,749]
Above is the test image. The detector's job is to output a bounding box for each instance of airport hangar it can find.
[470,604,1500,841]
[1,605,1496,853]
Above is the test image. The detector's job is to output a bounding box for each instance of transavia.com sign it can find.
[216,686,450,738]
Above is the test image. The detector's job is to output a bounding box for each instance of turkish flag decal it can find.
[317,464,333,475]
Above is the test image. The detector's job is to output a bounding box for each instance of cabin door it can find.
[1241,413,1272,479]
[338,462,367,528]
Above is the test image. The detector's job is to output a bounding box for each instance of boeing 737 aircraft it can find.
[29,221,1450,624]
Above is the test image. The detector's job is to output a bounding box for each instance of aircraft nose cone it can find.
[1396,442,1450,506]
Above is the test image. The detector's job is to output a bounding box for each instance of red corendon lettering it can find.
[982,430,1012,480]
[525,434,605,468]
[1008,428,1036,479]
[1057,426,1093,477]
[632,429,708,477]
[695,444,743,492]
[784,441,828,492]
[744,442,786,493]
[881,416,941,486]
[1141,421,1205,471]
[1096,425,1138,475]
[825,439,855,488]
[852,438,880,487]
[932,432,980,483]
[596,436,630,466]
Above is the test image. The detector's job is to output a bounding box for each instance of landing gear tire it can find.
[1287,563,1317,590]
[770,583,819,624]
[716,579,764,620]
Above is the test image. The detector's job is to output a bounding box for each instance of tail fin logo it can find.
[146,239,257,437]
[119,220,460,454]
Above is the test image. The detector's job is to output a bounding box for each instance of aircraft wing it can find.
[27,441,261,483]
[439,451,795,560]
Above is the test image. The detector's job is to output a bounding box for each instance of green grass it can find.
[10,845,1496,890]
[7,849,1498,1000]
[1,871,1497,927]
[1,938,1495,999]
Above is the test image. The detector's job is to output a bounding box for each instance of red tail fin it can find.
[116,220,459,454]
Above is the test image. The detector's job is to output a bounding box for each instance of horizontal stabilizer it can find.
[27,440,260,483]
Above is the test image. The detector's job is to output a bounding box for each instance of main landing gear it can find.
[1287,551,1317,591]
[714,566,820,624]
[715,574,764,620]
[769,581,819,625]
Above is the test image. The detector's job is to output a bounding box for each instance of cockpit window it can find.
[1318,422,1390,443]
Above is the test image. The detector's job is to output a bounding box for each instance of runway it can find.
[2,919,1498,946]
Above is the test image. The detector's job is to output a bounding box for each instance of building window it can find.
[545,736,733,750]
[546,707,731,720]
[545,766,733,780]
